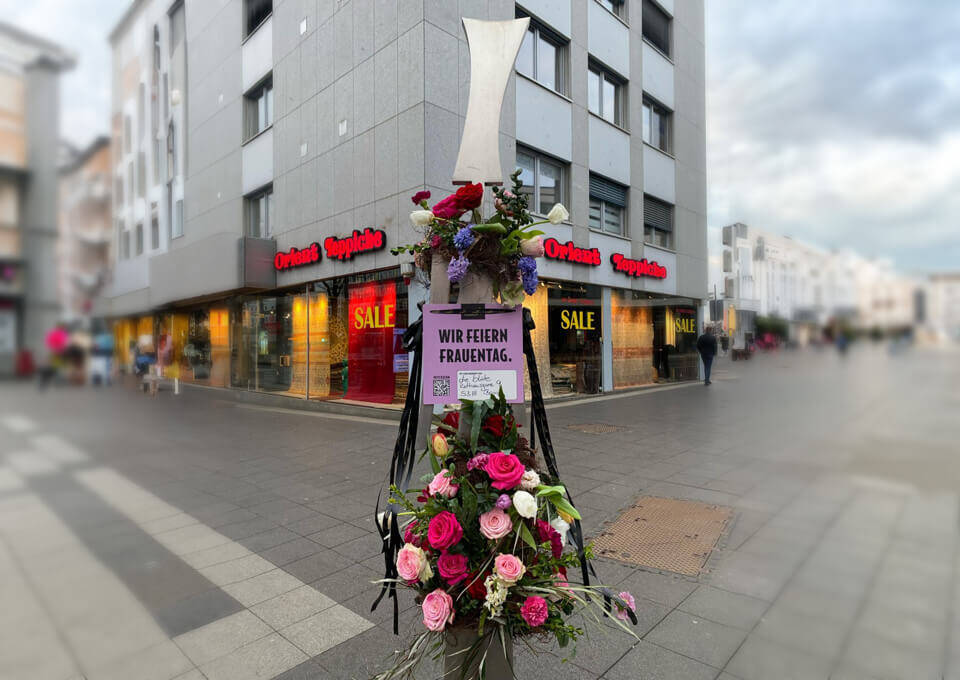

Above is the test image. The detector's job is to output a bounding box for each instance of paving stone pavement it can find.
[1,344,958,679]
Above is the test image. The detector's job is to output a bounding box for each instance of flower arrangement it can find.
[392,171,569,305]
[375,392,637,679]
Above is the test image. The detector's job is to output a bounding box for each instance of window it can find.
[597,0,626,20]
[172,198,183,238]
[127,162,134,205]
[166,122,176,180]
[588,64,625,126]
[120,228,130,260]
[516,18,566,95]
[244,77,274,141]
[169,2,185,56]
[123,116,131,153]
[138,83,145,141]
[135,223,144,255]
[516,148,566,217]
[245,186,274,237]
[162,73,169,121]
[643,194,674,249]
[153,138,161,184]
[642,97,672,153]
[114,176,123,206]
[137,152,146,198]
[152,26,160,133]
[588,175,627,235]
[151,214,159,249]
[642,0,671,57]
[245,0,272,38]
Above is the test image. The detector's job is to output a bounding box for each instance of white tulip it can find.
[546,203,569,225]
[550,517,570,547]
[410,210,434,227]
[512,490,538,519]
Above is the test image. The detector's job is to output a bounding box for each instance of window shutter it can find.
[644,195,673,231]
[589,175,627,208]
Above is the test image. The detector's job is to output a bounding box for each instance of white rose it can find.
[546,203,569,225]
[512,490,538,519]
[410,210,434,227]
[520,469,541,491]
[550,517,570,547]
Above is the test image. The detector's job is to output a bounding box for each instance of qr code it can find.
[432,376,451,397]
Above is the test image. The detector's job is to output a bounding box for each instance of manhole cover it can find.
[593,496,732,576]
[566,423,627,434]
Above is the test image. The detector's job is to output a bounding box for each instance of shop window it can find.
[516,15,567,95]
[642,0,671,57]
[245,186,273,238]
[643,194,674,249]
[588,174,627,235]
[588,64,625,127]
[516,147,566,217]
[612,290,654,388]
[642,96,672,154]
[244,76,273,141]
[546,282,602,395]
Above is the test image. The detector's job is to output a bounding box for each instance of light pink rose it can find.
[396,543,432,583]
[428,470,459,498]
[422,588,455,632]
[493,553,526,584]
[520,235,545,258]
[478,508,513,540]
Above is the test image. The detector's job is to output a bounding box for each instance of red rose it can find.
[427,511,463,550]
[411,190,431,204]
[536,519,563,558]
[430,235,442,249]
[437,551,469,585]
[466,571,489,600]
[404,521,421,547]
[453,182,483,211]
[439,411,459,434]
[483,414,506,437]
[484,452,525,490]
[432,194,464,220]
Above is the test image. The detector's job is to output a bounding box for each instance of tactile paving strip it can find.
[593,496,733,576]
[566,423,628,434]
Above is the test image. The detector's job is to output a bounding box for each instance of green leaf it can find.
[518,522,538,550]
[429,451,441,474]
[517,229,545,239]
[550,496,582,521]
[471,223,507,235]
[536,485,567,498]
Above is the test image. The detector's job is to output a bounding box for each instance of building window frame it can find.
[588,174,628,236]
[516,146,567,218]
[588,62,627,128]
[243,75,274,143]
[150,212,160,250]
[172,197,183,239]
[642,95,673,154]
[244,185,274,238]
[642,0,672,58]
[135,222,144,256]
[595,0,627,21]
[244,0,273,39]
[515,14,569,96]
[643,194,675,250]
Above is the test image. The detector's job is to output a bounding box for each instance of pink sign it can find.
[421,304,524,405]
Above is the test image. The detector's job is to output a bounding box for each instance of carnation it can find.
[520,469,540,491]
[521,595,549,628]
[467,453,489,471]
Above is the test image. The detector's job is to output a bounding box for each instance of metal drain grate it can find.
[566,423,627,434]
[593,496,732,576]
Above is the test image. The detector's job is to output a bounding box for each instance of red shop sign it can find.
[610,253,668,279]
[324,228,386,261]
[543,238,601,266]
[274,243,321,271]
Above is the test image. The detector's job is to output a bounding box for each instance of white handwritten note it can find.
[456,370,518,401]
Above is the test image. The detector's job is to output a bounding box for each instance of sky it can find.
[3,0,958,272]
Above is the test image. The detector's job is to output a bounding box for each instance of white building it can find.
[923,273,960,343]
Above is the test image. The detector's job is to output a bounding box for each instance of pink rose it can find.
[485,452,525,490]
[520,595,549,627]
[520,235,545,258]
[396,543,432,583]
[493,553,526,584]
[616,591,636,621]
[478,508,513,540]
[428,470,459,498]
[427,511,463,550]
[437,551,469,585]
[422,588,455,632]
[432,194,464,221]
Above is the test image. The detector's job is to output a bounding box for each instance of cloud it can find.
[0,0,129,149]
[707,0,960,271]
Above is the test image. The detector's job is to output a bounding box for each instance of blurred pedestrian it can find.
[696,326,718,386]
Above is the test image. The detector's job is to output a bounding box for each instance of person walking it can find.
[696,326,718,385]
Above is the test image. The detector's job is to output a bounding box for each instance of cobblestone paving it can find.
[1,344,958,679]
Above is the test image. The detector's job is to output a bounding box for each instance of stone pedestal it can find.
[443,626,514,680]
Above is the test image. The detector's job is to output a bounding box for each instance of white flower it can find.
[483,575,508,617]
[410,210,434,227]
[520,469,541,491]
[546,203,569,225]
[512,490,538,519]
[550,517,570,547]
